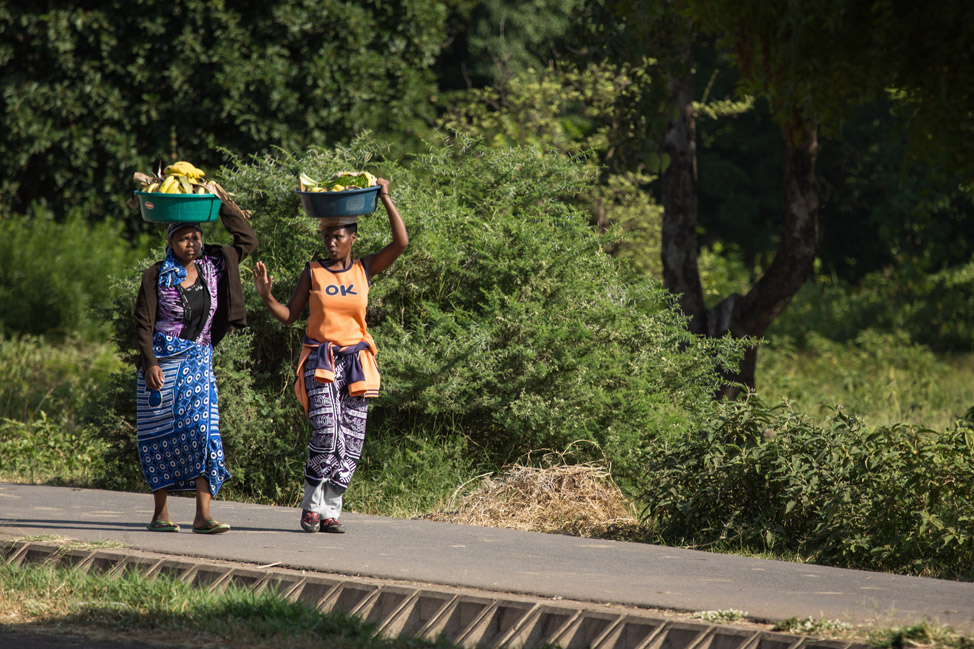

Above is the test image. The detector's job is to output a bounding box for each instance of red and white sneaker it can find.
[321,517,345,534]
[301,510,321,533]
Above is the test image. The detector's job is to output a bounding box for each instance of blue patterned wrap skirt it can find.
[136,333,230,496]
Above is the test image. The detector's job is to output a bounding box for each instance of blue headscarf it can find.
[158,223,202,288]
[157,247,186,288]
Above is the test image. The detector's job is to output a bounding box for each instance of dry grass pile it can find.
[422,455,641,540]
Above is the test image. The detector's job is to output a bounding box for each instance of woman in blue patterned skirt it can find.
[133,184,257,533]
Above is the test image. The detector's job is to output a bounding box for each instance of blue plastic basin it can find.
[297,185,380,218]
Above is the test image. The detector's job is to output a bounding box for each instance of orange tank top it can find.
[305,259,375,348]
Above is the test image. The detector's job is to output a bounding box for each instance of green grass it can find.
[0,561,462,649]
[0,334,123,485]
[867,622,974,649]
[350,431,479,518]
[758,331,974,430]
[0,333,124,423]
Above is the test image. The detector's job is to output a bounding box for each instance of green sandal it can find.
[193,520,230,534]
[146,520,180,532]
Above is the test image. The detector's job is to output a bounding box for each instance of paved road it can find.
[1,482,972,633]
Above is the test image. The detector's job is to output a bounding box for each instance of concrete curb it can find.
[3,538,866,649]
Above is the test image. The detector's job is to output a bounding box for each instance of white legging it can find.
[302,481,344,519]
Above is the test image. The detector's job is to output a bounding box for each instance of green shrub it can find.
[352,432,476,517]
[0,207,142,339]
[0,334,121,486]
[638,396,974,579]
[0,413,110,485]
[208,327,309,506]
[224,136,744,483]
[438,62,667,274]
[0,334,123,423]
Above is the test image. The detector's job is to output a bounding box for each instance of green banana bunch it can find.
[299,170,377,192]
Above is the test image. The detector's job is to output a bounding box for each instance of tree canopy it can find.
[685,0,974,180]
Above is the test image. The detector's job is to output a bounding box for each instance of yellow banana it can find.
[158,176,179,194]
[147,182,160,193]
[164,161,205,181]
[177,176,193,194]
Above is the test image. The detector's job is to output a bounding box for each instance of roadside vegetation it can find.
[2,6,973,646]
[1,140,972,583]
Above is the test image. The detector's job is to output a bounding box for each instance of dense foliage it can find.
[0,207,143,338]
[769,263,974,353]
[0,335,120,485]
[438,61,667,275]
[638,397,974,580]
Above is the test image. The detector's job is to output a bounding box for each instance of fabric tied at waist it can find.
[294,336,380,414]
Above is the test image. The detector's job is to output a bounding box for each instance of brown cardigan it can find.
[134,205,257,370]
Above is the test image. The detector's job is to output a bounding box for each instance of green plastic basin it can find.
[135,191,221,224]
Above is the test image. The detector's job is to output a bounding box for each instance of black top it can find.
[134,205,258,370]
[177,274,210,342]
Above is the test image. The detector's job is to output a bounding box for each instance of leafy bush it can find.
[0,414,110,485]
[89,135,746,505]
[438,62,666,276]
[229,136,743,479]
[353,432,475,518]
[0,334,121,485]
[0,207,142,339]
[638,396,974,579]
[0,334,123,422]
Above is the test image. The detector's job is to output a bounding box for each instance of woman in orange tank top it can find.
[253,177,408,533]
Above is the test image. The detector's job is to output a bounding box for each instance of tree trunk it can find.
[660,65,707,333]
[659,76,822,396]
[710,125,821,398]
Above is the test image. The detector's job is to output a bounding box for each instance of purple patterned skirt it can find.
[303,345,368,493]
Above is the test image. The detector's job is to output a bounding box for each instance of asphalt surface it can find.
[2,482,973,634]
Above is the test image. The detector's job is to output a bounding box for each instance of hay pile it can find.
[421,459,641,540]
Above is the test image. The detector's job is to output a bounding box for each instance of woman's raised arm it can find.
[362,178,408,278]
[254,261,311,325]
